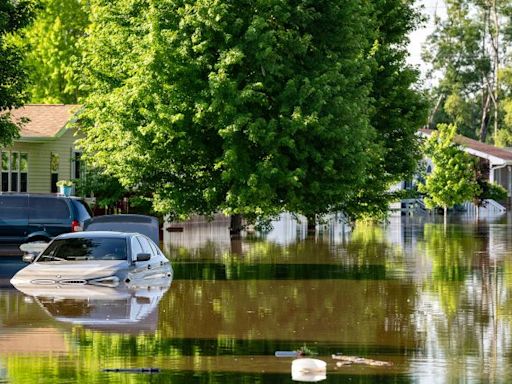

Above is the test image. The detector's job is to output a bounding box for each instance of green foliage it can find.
[498,68,512,146]
[78,0,425,221]
[419,223,480,316]
[418,124,480,211]
[297,344,318,356]
[0,0,37,146]
[345,0,427,221]
[423,0,489,138]
[11,0,90,103]
[73,167,126,209]
[424,0,512,142]
[476,181,508,203]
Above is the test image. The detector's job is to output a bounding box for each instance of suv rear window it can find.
[29,197,70,220]
[73,199,93,220]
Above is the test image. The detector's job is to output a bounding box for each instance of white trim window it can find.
[1,151,28,192]
[51,152,60,193]
[72,151,82,180]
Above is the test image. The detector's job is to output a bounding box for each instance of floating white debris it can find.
[291,358,327,382]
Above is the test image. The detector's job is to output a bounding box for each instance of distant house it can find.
[420,128,512,199]
[5,104,82,193]
[392,129,512,214]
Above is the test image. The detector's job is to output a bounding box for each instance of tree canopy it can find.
[0,0,36,145]
[418,124,480,217]
[11,0,89,104]
[78,0,426,221]
[424,0,512,143]
[344,0,427,220]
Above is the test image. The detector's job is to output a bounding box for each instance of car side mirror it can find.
[20,243,46,263]
[22,253,36,263]
[136,253,151,262]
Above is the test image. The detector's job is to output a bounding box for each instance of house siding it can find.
[494,166,512,197]
[2,128,79,193]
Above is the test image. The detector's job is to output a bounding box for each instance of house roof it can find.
[420,128,512,166]
[9,104,80,140]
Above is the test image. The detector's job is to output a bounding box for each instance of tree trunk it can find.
[230,238,242,255]
[428,94,445,129]
[443,206,447,226]
[487,0,500,141]
[229,214,243,238]
[480,92,491,142]
[492,0,500,141]
[306,215,316,236]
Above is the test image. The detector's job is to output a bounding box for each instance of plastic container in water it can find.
[291,358,327,382]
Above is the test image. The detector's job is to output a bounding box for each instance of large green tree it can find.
[78,0,425,222]
[343,0,427,220]
[0,0,36,145]
[12,0,89,104]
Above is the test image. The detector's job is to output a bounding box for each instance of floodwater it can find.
[2,214,512,383]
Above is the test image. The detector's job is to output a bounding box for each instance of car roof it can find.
[0,193,83,200]
[55,231,138,240]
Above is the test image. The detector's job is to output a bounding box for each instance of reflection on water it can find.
[2,214,512,382]
[24,284,169,333]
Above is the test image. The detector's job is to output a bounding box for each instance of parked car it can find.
[0,193,92,244]
[85,214,160,244]
[10,231,173,289]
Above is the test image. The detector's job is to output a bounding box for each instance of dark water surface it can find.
[2,214,512,383]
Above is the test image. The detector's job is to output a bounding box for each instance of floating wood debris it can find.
[332,354,393,367]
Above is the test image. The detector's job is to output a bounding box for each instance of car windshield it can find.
[37,237,127,262]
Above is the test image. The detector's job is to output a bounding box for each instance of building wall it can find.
[494,166,512,197]
[3,128,78,193]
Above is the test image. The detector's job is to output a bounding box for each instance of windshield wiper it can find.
[40,255,67,262]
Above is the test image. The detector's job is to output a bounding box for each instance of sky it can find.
[407,0,447,81]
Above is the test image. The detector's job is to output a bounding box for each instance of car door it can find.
[129,235,150,281]
[130,236,148,280]
[0,195,28,243]
[137,235,154,266]
[136,235,164,278]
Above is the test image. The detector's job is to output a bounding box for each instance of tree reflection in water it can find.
[2,216,512,382]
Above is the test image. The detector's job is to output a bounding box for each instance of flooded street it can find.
[2,214,512,383]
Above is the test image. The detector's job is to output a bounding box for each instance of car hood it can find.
[10,260,130,288]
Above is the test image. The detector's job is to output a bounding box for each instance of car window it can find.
[130,236,144,260]
[147,238,159,256]
[73,200,93,220]
[0,196,28,220]
[137,236,153,255]
[29,197,70,220]
[38,237,127,261]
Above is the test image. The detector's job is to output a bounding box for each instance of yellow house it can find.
[6,104,82,193]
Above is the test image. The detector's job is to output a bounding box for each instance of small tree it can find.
[418,124,480,222]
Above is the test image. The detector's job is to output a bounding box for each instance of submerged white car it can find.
[10,231,173,289]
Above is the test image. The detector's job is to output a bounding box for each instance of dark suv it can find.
[0,194,93,244]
